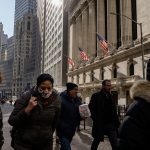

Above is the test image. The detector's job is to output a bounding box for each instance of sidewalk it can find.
[80,125,111,150]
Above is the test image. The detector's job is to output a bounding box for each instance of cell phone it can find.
[31,86,39,97]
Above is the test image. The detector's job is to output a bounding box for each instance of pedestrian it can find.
[76,92,82,132]
[57,82,81,150]
[89,79,120,150]
[8,73,61,150]
[118,69,150,150]
[0,74,4,150]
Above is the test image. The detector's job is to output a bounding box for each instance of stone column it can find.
[81,4,88,55]
[121,0,132,46]
[90,70,94,82]
[97,0,105,57]
[88,0,96,57]
[76,12,82,63]
[107,0,117,48]
[70,17,77,64]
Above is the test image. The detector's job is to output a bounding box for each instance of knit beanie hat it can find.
[66,82,78,91]
[147,59,150,81]
[37,73,54,87]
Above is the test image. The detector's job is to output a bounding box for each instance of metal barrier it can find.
[117,105,128,123]
[80,105,128,130]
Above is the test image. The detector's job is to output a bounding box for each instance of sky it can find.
[0,0,15,38]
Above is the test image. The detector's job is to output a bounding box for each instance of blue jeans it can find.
[59,137,72,150]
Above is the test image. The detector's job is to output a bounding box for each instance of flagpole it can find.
[110,12,145,79]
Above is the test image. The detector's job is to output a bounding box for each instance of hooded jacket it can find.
[118,80,150,150]
[8,87,61,148]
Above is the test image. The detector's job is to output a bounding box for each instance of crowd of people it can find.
[0,64,149,150]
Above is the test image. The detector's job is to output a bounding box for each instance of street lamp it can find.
[110,12,145,79]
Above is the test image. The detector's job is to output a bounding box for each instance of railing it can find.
[117,105,128,123]
[80,105,128,131]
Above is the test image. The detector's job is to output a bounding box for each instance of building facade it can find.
[0,22,8,52]
[37,0,68,92]
[12,0,39,97]
[14,0,37,23]
[67,0,150,105]
[0,36,14,99]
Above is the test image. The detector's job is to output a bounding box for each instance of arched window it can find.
[27,21,30,30]
[129,63,134,76]
[146,59,150,81]
[77,74,79,84]
[113,66,117,78]
[100,68,104,80]
[83,73,86,83]
[127,59,136,76]
[91,71,94,82]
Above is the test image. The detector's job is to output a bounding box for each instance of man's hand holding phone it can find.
[25,97,38,113]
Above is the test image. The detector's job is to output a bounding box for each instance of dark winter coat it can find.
[89,90,120,140]
[118,80,150,150]
[0,108,4,150]
[57,91,81,139]
[8,87,61,149]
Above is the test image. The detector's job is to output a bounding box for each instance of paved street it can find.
[1,103,13,150]
[1,103,111,150]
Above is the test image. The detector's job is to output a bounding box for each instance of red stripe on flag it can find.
[68,57,75,66]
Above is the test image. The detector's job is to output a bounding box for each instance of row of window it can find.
[44,51,62,68]
[98,63,134,81]
[75,63,135,83]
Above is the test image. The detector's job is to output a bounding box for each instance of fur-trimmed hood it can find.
[130,80,150,103]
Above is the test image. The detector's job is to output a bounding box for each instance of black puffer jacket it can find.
[118,80,150,150]
[8,87,61,148]
[57,91,81,139]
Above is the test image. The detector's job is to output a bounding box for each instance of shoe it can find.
[77,128,81,132]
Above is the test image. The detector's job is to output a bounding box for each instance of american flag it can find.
[78,47,90,61]
[67,57,75,67]
[96,33,109,56]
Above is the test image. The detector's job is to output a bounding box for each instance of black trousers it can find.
[91,124,118,150]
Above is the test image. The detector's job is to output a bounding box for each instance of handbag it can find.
[79,104,91,118]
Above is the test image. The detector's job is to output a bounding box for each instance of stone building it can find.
[67,0,150,105]
[12,0,39,97]
[0,36,14,99]
[37,0,68,92]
